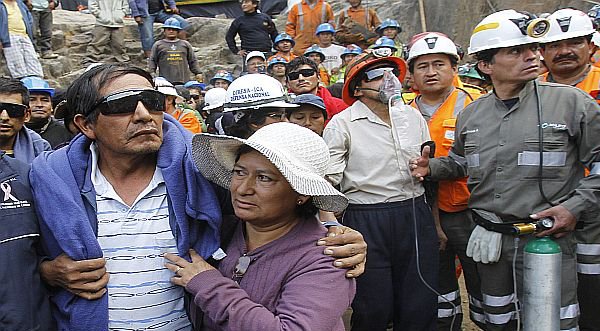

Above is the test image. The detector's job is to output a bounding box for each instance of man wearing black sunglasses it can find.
[287,56,348,122]
[30,64,222,331]
[0,77,51,163]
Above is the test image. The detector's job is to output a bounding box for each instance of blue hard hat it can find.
[372,36,398,51]
[268,56,288,68]
[376,19,402,34]
[589,5,600,29]
[162,17,182,30]
[340,44,363,59]
[184,80,206,90]
[304,44,325,62]
[21,77,54,97]
[274,33,295,47]
[316,23,335,35]
[209,70,234,85]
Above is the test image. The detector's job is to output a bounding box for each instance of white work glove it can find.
[466,210,503,264]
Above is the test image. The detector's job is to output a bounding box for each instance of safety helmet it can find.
[543,8,595,44]
[223,74,297,111]
[468,10,551,55]
[588,5,600,30]
[376,19,402,34]
[407,32,458,64]
[184,80,206,90]
[342,49,407,105]
[246,50,266,64]
[274,33,296,47]
[21,77,54,96]
[162,17,182,30]
[268,56,288,68]
[304,44,326,62]
[154,77,179,97]
[372,36,398,52]
[458,64,484,81]
[340,44,363,59]
[209,70,234,85]
[203,88,228,111]
[316,23,336,35]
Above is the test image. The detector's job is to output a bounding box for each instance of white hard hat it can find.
[223,74,298,112]
[468,10,550,55]
[407,32,458,64]
[593,31,600,46]
[245,51,266,64]
[203,87,228,111]
[154,77,179,97]
[543,8,595,44]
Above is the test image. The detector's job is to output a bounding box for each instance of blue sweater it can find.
[0,0,34,48]
[30,115,222,330]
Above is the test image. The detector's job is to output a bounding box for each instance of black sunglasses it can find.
[232,255,252,284]
[190,94,201,100]
[91,89,166,116]
[287,68,317,81]
[0,102,28,118]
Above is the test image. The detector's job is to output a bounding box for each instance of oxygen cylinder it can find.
[523,237,561,331]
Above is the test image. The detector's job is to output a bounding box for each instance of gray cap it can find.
[291,94,327,119]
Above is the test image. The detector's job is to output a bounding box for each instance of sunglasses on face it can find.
[190,94,201,100]
[363,67,399,82]
[287,68,317,81]
[0,102,27,118]
[91,89,166,116]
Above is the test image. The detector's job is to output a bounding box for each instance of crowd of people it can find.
[2,0,600,330]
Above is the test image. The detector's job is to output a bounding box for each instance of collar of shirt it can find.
[545,64,591,87]
[349,100,389,126]
[90,142,164,204]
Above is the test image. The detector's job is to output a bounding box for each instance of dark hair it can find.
[225,107,282,139]
[175,85,190,101]
[235,145,319,218]
[327,82,344,98]
[473,48,500,83]
[286,56,319,77]
[65,64,154,124]
[0,77,29,105]
[408,53,458,74]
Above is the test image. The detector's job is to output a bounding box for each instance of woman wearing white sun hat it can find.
[165,122,355,330]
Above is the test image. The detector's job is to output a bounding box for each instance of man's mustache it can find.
[552,54,579,63]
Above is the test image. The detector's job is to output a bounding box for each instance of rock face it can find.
[0,0,589,87]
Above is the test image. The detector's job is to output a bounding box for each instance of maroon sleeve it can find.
[186,256,355,331]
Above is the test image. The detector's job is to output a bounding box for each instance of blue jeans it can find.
[139,10,190,51]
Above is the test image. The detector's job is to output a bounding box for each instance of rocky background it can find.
[0,0,593,87]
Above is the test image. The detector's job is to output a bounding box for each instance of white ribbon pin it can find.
[1,181,19,202]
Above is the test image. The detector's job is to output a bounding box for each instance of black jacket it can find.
[26,117,74,149]
[0,153,55,330]
[226,11,277,54]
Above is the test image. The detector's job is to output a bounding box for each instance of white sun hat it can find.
[223,74,297,112]
[192,122,348,213]
[154,77,179,97]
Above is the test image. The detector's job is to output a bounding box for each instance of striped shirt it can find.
[90,144,192,331]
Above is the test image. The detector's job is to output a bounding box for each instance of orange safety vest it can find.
[410,88,475,212]
[286,0,334,56]
[539,65,600,94]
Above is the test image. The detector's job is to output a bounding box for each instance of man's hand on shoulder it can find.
[40,253,109,300]
[317,225,367,278]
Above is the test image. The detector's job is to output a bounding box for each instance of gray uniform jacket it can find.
[429,80,600,221]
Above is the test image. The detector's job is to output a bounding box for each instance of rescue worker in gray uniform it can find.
[411,10,600,330]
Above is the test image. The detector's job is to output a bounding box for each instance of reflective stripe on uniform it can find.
[485,311,516,325]
[321,2,327,23]
[517,151,567,167]
[578,262,600,274]
[466,154,480,167]
[469,295,484,308]
[297,3,304,31]
[560,303,579,320]
[483,293,516,307]
[590,162,600,175]
[577,243,600,256]
[561,328,578,331]
[453,92,467,117]
[470,311,486,324]
[438,289,460,303]
[438,305,462,318]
